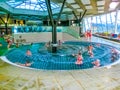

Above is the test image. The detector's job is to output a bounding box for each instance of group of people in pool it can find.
[17,43,119,68]
[24,44,100,67]
[45,40,63,48]
[73,44,100,68]
[74,44,120,68]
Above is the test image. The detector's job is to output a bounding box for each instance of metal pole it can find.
[56,0,66,26]
[45,0,57,53]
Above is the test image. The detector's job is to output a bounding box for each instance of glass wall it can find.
[83,10,120,34]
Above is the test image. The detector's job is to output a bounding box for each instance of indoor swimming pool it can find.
[3,41,120,70]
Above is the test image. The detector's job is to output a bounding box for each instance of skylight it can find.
[6,0,59,11]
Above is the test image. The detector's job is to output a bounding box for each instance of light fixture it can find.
[58,21,61,24]
[72,20,74,23]
[109,2,119,9]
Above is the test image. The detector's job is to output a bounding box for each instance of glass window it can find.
[6,0,60,11]
[83,11,120,33]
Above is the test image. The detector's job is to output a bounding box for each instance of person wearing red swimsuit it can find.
[75,52,83,65]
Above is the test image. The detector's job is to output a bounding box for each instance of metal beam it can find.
[72,11,78,20]
[56,0,66,26]
[79,12,81,20]
[90,0,97,13]
[45,0,57,53]
[45,0,54,26]
[0,16,5,24]
[75,0,86,10]
[7,14,10,22]
[80,9,87,22]
[5,22,8,35]
[104,0,111,12]
[65,2,78,15]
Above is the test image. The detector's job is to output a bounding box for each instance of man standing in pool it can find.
[88,45,94,57]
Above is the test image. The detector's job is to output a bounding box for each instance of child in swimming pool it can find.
[75,52,83,65]
[26,49,32,56]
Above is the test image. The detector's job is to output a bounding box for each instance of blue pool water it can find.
[5,41,120,70]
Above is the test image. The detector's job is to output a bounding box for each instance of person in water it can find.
[111,48,119,62]
[18,60,33,67]
[75,52,83,65]
[58,40,62,46]
[7,38,12,49]
[88,45,94,57]
[26,49,32,56]
[92,59,101,68]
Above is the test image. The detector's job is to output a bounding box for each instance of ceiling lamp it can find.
[109,1,119,9]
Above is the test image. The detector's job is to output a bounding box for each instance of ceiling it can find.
[0,0,120,21]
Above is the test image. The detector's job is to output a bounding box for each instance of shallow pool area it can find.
[3,41,120,70]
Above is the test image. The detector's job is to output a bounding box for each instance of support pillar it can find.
[45,0,66,53]
[0,14,10,35]
[5,23,8,34]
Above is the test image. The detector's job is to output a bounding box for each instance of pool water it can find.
[5,41,120,70]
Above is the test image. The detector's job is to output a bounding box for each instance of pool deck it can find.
[0,37,120,90]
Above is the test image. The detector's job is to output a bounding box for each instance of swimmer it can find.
[96,43,101,47]
[26,49,32,56]
[111,48,119,62]
[75,52,83,65]
[45,41,51,47]
[92,59,100,68]
[17,60,33,67]
[88,50,94,57]
[58,40,62,45]
[16,43,19,48]
[111,48,118,54]
[7,38,12,49]
[88,45,94,57]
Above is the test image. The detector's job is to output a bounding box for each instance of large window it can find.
[83,11,120,34]
[6,0,59,11]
